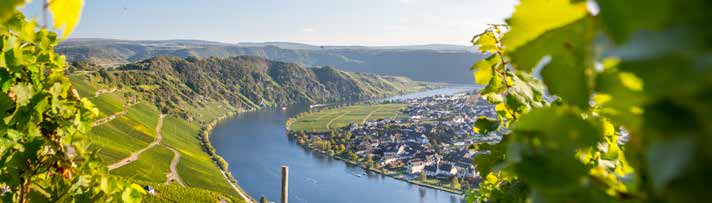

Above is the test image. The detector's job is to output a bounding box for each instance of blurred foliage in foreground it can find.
[0,1,145,202]
[468,0,711,202]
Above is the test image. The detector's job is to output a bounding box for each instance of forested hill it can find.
[57,39,483,84]
[78,55,434,119]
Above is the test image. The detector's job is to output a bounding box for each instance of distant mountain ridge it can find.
[236,41,477,52]
[58,39,483,84]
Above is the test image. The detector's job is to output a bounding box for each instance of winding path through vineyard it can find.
[165,146,185,186]
[326,113,347,130]
[91,101,138,127]
[93,88,117,98]
[315,111,339,120]
[360,106,382,124]
[107,114,165,170]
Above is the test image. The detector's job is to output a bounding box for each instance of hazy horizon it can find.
[62,37,477,47]
[21,0,517,46]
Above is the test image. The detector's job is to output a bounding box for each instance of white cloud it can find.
[302,28,315,32]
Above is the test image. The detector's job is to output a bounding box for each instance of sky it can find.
[22,0,517,46]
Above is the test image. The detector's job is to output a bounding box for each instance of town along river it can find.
[211,86,475,203]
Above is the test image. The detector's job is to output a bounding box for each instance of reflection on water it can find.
[211,86,475,203]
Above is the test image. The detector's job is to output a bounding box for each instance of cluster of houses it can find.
[349,121,480,180]
[295,92,508,185]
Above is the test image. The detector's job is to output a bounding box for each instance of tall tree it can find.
[452,177,461,190]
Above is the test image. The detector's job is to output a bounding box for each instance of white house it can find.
[408,162,426,174]
[437,163,458,177]
[381,154,398,166]
[143,186,156,195]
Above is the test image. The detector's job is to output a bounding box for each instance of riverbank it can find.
[210,86,473,202]
[198,110,256,203]
[212,87,474,203]
[338,152,465,195]
[204,95,425,202]
[284,86,482,196]
[290,135,466,195]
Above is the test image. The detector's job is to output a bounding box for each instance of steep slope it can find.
[88,55,433,120]
[69,55,434,202]
[57,39,483,84]
[70,75,245,202]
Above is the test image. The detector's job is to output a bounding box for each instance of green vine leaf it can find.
[481,73,505,95]
[473,140,508,176]
[0,0,23,23]
[471,55,498,85]
[512,18,596,108]
[10,83,35,107]
[502,0,589,52]
[474,115,500,135]
[468,0,710,202]
[594,68,645,129]
[514,106,602,152]
[596,0,671,43]
[49,0,85,39]
[0,10,136,202]
[474,31,499,53]
[647,138,693,192]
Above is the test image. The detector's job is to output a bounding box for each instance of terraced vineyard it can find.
[289,104,409,132]
[112,146,173,183]
[69,75,248,202]
[65,56,428,202]
[161,116,242,197]
[89,115,157,163]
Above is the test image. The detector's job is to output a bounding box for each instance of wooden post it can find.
[281,166,288,203]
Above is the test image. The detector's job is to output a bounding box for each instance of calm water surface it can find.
[211,86,475,203]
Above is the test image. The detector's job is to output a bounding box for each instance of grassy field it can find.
[289,104,409,132]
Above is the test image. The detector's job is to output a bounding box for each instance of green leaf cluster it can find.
[0,8,143,203]
[467,0,712,202]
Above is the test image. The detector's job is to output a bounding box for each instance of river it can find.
[211,86,475,203]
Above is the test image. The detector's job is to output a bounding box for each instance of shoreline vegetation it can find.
[284,88,479,195]
[65,53,441,202]
[199,110,255,202]
[202,86,443,202]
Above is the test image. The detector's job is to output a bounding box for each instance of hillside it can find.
[70,75,247,202]
[236,41,477,52]
[57,39,483,84]
[83,55,434,120]
[68,55,434,202]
